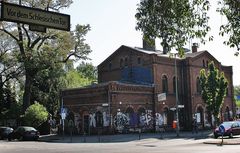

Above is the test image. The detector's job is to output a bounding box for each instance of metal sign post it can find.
[219,125,225,145]
[61,108,66,140]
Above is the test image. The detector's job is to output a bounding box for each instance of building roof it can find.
[127,45,207,59]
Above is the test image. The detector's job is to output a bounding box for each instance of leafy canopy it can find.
[199,61,228,120]
[24,102,48,128]
[135,0,212,55]
[218,0,240,55]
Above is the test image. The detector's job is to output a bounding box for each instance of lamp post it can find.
[174,53,180,137]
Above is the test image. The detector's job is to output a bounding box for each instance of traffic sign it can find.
[219,125,225,134]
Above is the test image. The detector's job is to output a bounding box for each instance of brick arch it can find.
[194,104,205,127]
[194,104,204,113]
[125,106,135,114]
[223,106,232,121]
[137,106,146,115]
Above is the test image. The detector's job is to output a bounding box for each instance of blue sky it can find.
[62,0,240,86]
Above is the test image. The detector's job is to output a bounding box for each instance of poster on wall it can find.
[196,113,201,123]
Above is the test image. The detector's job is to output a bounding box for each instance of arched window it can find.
[162,75,168,94]
[226,87,229,96]
[109,62,112,70]
[137,57,141,64]
[120,58,123,68]
[124,57,128,67]
[203,60,205,67]
[196,77,201,94]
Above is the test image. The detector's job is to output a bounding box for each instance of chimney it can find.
[192,43,198,53]
[143,37,155,51]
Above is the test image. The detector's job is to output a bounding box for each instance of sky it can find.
[62,0,240,86]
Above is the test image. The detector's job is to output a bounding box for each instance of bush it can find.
[24,102,48,128]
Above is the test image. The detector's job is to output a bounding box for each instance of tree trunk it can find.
[23,72,33,112]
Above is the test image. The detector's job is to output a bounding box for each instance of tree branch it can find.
[22,24,31,48]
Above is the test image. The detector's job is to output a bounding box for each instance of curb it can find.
[203,140,240,145]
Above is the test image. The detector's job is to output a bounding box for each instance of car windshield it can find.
[221,122,234,128]
[23,127,36,131]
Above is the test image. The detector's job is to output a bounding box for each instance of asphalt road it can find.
[1,138,240,153]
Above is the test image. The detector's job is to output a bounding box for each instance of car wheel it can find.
[19,136,24,141]
[8,137,12,141]
[229,133,233,138]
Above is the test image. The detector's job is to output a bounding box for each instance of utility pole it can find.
[174,53,180,137]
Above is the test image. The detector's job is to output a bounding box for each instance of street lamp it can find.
[174,53,180,137]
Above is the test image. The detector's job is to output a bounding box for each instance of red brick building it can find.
[61,43,235,134]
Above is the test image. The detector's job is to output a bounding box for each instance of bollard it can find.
[83,132,86,143]
[138,129,141,140]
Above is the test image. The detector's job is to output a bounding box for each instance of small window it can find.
[203,60,205,67]
[109,62,112,70]
[206,61,209,67]
[124,57,128,67]
[120,58,123,68]
[137,57,141,64]
[162,75,168,94]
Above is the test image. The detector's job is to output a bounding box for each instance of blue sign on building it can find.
[121,67,153,85]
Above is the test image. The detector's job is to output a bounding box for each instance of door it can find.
[83,115,89,134]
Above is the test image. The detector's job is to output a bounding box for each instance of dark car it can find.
[0,127,13,140]
[8,126,40,141]
[214,121,240,138]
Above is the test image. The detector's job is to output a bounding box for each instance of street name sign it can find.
[1,2,70,31]
[158,93,166,102]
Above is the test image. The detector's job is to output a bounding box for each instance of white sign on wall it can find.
[158,93,166,101]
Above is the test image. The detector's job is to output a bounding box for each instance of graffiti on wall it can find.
[88,111,110,128]
[83,109,165,133]
[114,112,129,132]
[113,110,164,132]
[89,113,96,127]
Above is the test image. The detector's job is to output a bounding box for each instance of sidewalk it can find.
[39,130,215,143]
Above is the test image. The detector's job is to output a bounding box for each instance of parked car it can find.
[214,121,240,138]
[0,127,13,140]
[8,126,40,141]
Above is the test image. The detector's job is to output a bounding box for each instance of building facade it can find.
[61,44,235,134]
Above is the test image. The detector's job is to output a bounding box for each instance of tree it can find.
[63,70,93,88]
[76,62,97,81]
[234,85,240,108]
[24,102,48,128]
[0,0,91,111]
[135,0,212,55]
[199,61,228,126]
[234,85,240,95]
[218,0,240,55]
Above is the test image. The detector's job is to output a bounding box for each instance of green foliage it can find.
[234,85,240,96]
[199,61,228,124]
[76,62,97,81]
[135,0,211,54]
[218,0,240,54]
[63,70,92,88]
[24,102,48,128]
